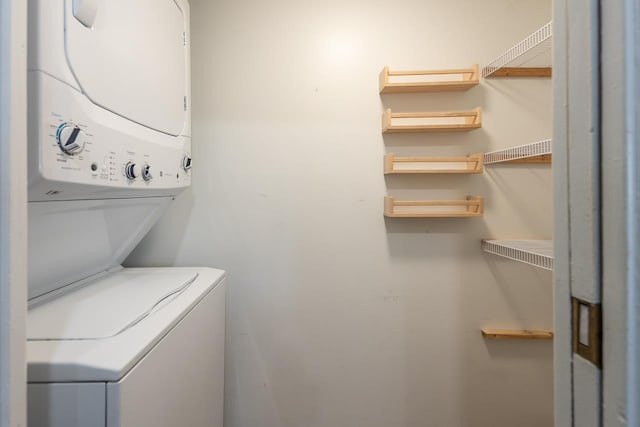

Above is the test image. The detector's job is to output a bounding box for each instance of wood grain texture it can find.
[481,329,554,339]
[379,64,479,93]
[486,67,552,77]
[382,108,482,134]
[384,153,484,174]
[384,196,484,217]
[503,154,552,163]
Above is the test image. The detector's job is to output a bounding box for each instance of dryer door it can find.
[65,0,188,137]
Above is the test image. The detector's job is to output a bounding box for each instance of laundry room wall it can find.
[126,1,554,426]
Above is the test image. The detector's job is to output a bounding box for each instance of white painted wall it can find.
[0,1,28,426]
[127,1,553,426]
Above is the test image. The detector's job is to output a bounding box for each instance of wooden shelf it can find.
[384,153,484,174]
[482,329,554,340]
[502,154,552,163]
[488,67,552,77]
[482,239,553,271]
[484,139,552,164]
[483,21,553,78]
[384,196,484,218]
[382,108,482,134]
[379,65,479,93]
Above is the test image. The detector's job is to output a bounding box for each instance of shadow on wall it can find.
[125,186,196,267]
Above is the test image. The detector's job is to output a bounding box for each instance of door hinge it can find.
[572,297,602,367]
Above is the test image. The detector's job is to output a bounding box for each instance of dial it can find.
[141,164,152,181]
[182,155,192,172]
[125,162,141,180]
[56,124,86,155]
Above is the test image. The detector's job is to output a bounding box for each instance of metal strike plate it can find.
[572,297,602,367]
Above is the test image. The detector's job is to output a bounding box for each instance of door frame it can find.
[554,0,640,425]
[600,0,640,426]
[0,0,28,426]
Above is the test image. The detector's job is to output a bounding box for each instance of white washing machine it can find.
[28,268,225,427]
[26,1,225,426]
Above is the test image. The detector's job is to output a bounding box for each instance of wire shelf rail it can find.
[482,22,552,78]
[483,139,552,164]
[482,239,553,271]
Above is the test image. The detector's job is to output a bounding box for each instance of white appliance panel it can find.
[28,73,191,202]
[27,0,78,89]
[28,383,106,427]
[107,277,225,427]
[27,269,226,427]
[28,270,199,339]
[65,0,188,137]
[27,268,226,383]
[28,198,172,300]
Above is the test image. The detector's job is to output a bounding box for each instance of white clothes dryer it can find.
[26,1,224,426]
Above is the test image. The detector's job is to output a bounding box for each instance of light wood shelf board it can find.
[482,329,554,340]
[379,65,479,93]
[382,107,482,134]
[384,153,484,174]
[487,67,552,77]
[504,154,552,163]
[384,196,484,218]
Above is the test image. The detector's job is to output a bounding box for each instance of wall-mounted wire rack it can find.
[481,329,554,340]
[379,65,479,93]
[382,108,482,133]
[482,239,553,270]
[483,139,552,164]
[384,153,484,174]
[384,196,484,218]
[482,21,553,78]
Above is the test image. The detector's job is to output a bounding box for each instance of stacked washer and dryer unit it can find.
[26,1,225,426]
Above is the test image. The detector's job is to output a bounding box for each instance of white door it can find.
[600,1,640,427]
[555,1,640,426]
[553,0,603,425]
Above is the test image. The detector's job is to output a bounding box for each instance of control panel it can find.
[29,73,191,200]
[44,116,190,187]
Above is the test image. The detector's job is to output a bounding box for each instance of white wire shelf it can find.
[482,21,553,78]
[483,139,552,164]
[482,239,553,271]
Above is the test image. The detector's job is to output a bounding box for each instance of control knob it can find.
[182,156,192,172]
[125,162,141,180]
[56,124,86,155]
[141,164,152,181]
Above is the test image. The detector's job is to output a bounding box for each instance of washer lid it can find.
[27,269,198,340]
[65,0,188,136]
[27,267,226,383]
